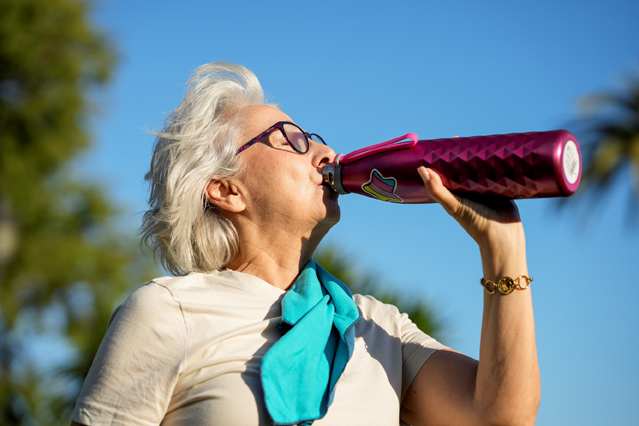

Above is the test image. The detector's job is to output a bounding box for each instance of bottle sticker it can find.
[562,140,580,185]
[362,169,403,203]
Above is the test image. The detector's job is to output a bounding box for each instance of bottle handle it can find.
[339,133,418,165]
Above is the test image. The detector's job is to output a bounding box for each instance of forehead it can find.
[241,105,293,140]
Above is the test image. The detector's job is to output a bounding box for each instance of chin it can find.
[310,206,340,247]
[323,199,341,225]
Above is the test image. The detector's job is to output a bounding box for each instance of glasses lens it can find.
[310,133,325,145]
[283,123,308,153]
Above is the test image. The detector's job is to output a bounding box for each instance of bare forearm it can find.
[475,225,540,426]
[404,168,541,426]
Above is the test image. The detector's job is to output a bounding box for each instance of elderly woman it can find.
[71,63,540,426]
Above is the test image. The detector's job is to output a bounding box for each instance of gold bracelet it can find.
[480,276,533,295]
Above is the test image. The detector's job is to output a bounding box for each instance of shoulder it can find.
[351,294,447,401]
[352,294,446,349]
[110,271,283,337]
[107,277,193,332]
[353,294,406,323]
[150,272,205,289]
[113,279,178,315]
[351,294,410,341]
[113,272,213,319]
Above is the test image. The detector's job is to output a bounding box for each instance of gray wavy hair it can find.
[141,62,273,275]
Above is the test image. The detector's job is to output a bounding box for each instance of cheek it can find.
[242,151,315,207]
[244,164,297,205]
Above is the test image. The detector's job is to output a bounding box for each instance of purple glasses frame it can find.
[235,121,326,155]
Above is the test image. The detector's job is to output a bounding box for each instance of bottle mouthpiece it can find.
[322,159,348,195]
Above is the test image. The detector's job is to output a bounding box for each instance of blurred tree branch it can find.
[0,0,156,424]
[559,68,639,225]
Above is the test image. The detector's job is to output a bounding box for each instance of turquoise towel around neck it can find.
[260,259,360,426]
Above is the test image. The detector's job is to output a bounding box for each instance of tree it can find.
[564,70,639,222]
[0,0,155,424]
[313,245,443,341]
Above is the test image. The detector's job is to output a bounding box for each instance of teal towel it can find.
[261,259,360,425]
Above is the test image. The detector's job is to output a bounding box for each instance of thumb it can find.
[418,167,461,216]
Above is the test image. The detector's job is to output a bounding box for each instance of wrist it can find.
[478,223,528,279]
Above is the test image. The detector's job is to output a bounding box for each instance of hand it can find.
[417,167,524,253]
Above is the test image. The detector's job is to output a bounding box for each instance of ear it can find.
[205,179,246,213]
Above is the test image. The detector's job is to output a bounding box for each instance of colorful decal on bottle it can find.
[362,169,403,203]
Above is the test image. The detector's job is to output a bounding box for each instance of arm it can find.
[401,167,540,426]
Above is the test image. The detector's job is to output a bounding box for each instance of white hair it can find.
[141,62,274,275]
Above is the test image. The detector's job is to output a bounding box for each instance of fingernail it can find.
[418,167,431,182]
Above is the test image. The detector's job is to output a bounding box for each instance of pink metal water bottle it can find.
[322,130,581,204]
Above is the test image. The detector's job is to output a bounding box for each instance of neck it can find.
[226,220,328,290]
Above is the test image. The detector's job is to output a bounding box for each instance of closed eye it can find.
[270,131,292,149]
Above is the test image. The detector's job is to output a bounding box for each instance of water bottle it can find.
[322,130,581,204]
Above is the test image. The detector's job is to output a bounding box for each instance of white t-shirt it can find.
[72,269,446,426]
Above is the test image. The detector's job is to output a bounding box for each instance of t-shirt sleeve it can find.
[353,294,447,401]
[397,310,447,400]
[71,282,187,426]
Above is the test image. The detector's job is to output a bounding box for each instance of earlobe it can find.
[205,179,246,213]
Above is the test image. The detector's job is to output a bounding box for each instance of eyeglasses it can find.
[235,121,326,155]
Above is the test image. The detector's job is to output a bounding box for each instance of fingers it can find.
[418,167,461,216]
[417,166,431,183]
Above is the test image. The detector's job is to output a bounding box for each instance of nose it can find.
[310,140,338,169]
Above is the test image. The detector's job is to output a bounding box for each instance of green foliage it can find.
[562,70,639,222]
[313,245,444,341]
[0,0,155,424]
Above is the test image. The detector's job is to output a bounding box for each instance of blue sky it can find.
[78,1,639,424]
